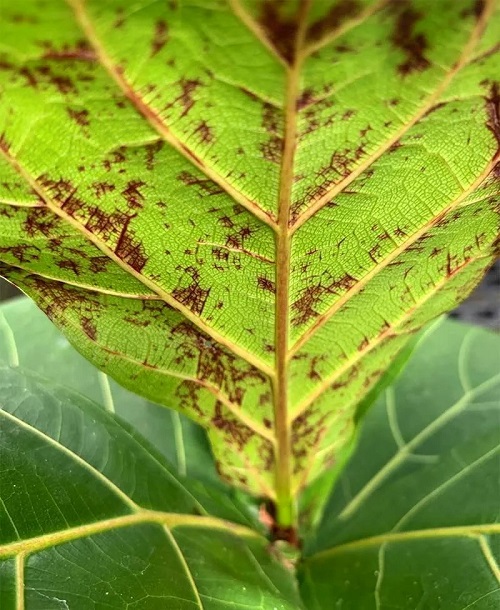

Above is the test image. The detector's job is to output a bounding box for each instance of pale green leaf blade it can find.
[0,0,498,507]
[0,366,303,610]
[299,320,500,608]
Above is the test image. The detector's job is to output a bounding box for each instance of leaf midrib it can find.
[0,511,260,559]
[305,523,500,563]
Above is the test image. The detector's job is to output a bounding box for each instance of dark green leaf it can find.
[0,296,216,483]
[0,366,302,609]
[300,320,500,609]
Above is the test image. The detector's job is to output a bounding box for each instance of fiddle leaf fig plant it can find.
[0,0,499,607]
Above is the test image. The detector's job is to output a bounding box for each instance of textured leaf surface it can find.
[0,1,498,513]
[300,320,500,608]
[0,296,219,484]
[0,366,303,610]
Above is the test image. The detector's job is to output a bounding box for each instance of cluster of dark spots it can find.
[296,89,316,111]
[258,0,299,64]
[27,277,101,333]
[81,316,97,340]
[260,102,283,164]
[299,95,335,135]
[40,40,96,62]
[88,256,109,273]
[21,207,60,238]
[172,266,210,315]
[193,120,214,144]
[291,273,357,327]
[485,82,500,152]
[102,149,126,172]
[169,321,270,431]
[92,181,115,199]
[151,20,169,57]
[226,225,254,251]
[56,259,80,275]
[291,410,329,472]
[461,0,485,19]
[38,175,85,216]
[218,215,234,229]
[0,244,40,264]
[83,207,148,272]
[257,276,275,292]
[306,0,360,43]
[144,140,163,170]
[389,1,430,76]
[121,180,146,210]
[66,108,90,137]
[164,77,203,119]
[66,107,90,132]
[307,354,327,381]
[211,403,254,450]
[34,64,78,95]
[177,170,223,196]
[258,442,275,472]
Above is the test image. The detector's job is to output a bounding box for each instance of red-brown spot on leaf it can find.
[41,40,96,62]
[258,1,299,64]
[151,20,169,57]
[193,120,214,144]
[172,267,210,315]
[485,81,500,151]
[121,180,146,210]
[257,276,275,292]
[307,0,360,43]
[81,317,97,340]
[390,2,430,75]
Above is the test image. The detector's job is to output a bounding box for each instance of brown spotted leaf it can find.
[0,0,498,523]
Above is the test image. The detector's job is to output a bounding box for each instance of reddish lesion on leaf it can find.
[150,20,169,57]
[389,1,431,76]
[306,0,360,43]
[172,266,211,316]
[40,39,96,62]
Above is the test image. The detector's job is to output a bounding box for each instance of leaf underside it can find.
[0,0,498,506]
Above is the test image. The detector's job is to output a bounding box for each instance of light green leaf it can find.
[300,320,500,608]
[0,366,303,609]
[0,1,498,518]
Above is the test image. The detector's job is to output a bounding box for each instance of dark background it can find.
[1,262,499,330]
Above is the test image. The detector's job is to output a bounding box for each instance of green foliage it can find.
[0,1,498,518]
[0,0,499,605]
[1,300,499,608]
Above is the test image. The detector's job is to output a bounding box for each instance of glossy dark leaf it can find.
[300,320,500,609]
[0,366,303,609]
[0,296,217,483]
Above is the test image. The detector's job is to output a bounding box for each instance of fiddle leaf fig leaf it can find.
[299,320,500,608]
[0,295,220,485]
[0,0,498,516]
[0,365,302,610]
